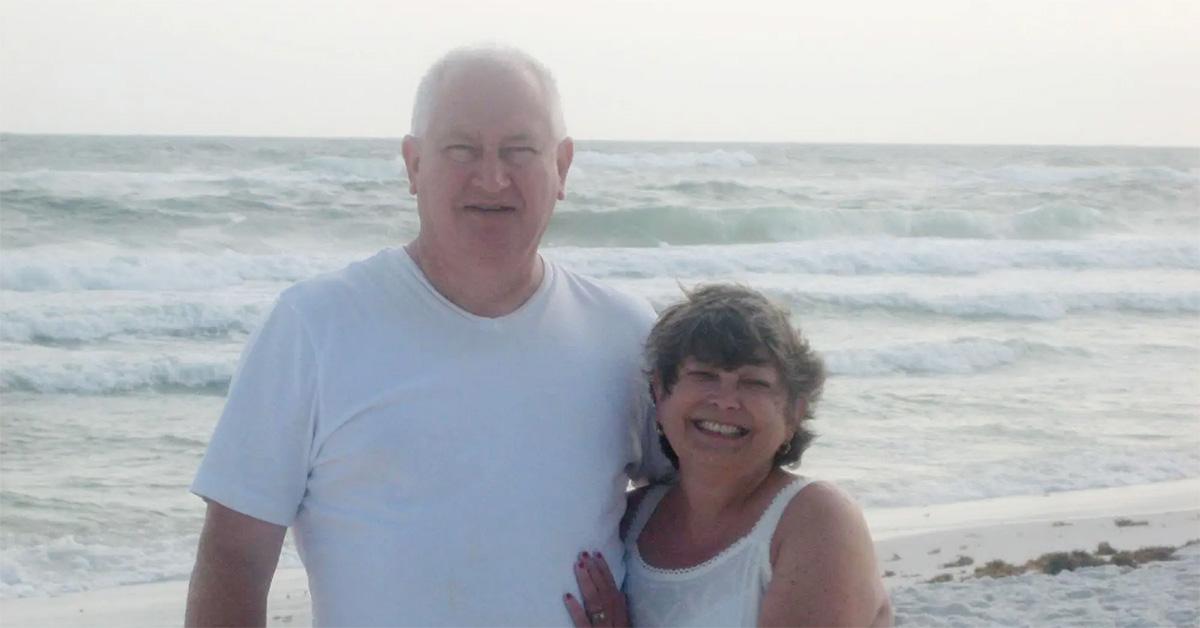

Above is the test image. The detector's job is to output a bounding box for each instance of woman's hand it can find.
[564,551,630,627]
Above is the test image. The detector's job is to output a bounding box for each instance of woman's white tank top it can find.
[622,477,812,627]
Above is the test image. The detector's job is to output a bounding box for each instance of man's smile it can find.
[464,203,517,212]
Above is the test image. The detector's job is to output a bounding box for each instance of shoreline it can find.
[866,477,1200,586]
[3,478,1198,627]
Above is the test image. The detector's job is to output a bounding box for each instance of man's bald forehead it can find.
[434,58,545,102]
[409,45,567,140]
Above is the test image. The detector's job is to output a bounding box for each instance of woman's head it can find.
[645,284,825,469]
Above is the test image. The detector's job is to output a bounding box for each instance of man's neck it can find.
[405,240,544,318]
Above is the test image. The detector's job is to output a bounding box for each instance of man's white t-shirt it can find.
[192,248,665,626]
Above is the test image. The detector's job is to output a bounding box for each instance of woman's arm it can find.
[620,484,653,542]
[758,481,892,627]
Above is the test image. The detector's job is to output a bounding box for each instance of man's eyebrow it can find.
[439,131,476,143]
[501,133,538,143]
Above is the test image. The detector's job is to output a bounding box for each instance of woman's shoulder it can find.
[620,482,672,541]
[771,479,870,556]
[761,479,891,626]
[787,478,859,512]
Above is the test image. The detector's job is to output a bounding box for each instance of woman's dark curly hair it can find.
[645,284,825,468]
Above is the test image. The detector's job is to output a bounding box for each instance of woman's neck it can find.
[671,463,780,540]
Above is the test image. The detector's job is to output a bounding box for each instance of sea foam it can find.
[823,338,1081,376]
[573,149,758,171]
[0,299,268,343]
[0,528,303,599]
[5,240,1198,310]
[548,238,1200,278]
[0,336,1085,394]
[776,289,1200,320]
[0,248,355,292]
[545,204,1123,245]
[1,350,238,394]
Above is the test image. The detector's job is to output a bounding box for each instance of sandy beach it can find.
[874,479,1200,626]
[3,478,1197,627]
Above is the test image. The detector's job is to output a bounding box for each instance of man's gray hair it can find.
[410,44,567,140]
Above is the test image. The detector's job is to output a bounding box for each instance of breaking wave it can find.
[546,203,1120,245]
[823,338,1085,376]
[4,239,1197,295]
[573,149,758,170]
[0,352,236,395]
[0,300,269,343]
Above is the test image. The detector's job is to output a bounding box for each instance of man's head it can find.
[645,284,826,468]
[401,45,573,268]
[410,46,566,141]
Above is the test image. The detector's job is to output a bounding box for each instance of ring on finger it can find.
[588,609,607,624]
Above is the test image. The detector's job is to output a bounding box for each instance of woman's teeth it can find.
[694,420,748,437]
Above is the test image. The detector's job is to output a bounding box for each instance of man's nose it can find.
[473,152,511,193]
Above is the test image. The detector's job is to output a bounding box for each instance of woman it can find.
[564,284,891,627]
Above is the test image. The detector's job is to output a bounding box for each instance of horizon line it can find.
[2,130,1198,151]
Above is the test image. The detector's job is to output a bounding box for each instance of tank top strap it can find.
[749,475,813,543]
[625,483,672,543]
[748,476,813,586]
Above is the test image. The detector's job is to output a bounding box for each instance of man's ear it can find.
[555,137,574,200]
[401,135,421,195]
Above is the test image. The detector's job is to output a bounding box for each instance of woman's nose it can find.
[707,378,742,409]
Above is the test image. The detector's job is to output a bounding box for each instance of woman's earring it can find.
[656,423,665,436]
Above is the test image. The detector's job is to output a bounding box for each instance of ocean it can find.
[1,134,1197,598]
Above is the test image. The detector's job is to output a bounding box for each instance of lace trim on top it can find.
[629,477,810,579]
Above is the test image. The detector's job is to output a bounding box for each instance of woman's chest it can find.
[637,498,766,570]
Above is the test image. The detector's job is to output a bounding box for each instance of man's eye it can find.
[445,146,477,163]
[501,147,537,165]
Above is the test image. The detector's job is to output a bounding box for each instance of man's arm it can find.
[185,500,287,627]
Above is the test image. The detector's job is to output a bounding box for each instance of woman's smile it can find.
[690,418,750,439]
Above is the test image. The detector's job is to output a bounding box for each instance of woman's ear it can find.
[791,398,806,425]
[649,373,664,404]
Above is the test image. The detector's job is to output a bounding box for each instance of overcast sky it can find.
[2,0,1197,145]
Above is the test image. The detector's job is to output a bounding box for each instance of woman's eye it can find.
[445,146,477,163]
[743,379,771,389]
[688,371,718,381]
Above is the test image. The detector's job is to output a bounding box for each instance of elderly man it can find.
[185,46,664,626]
